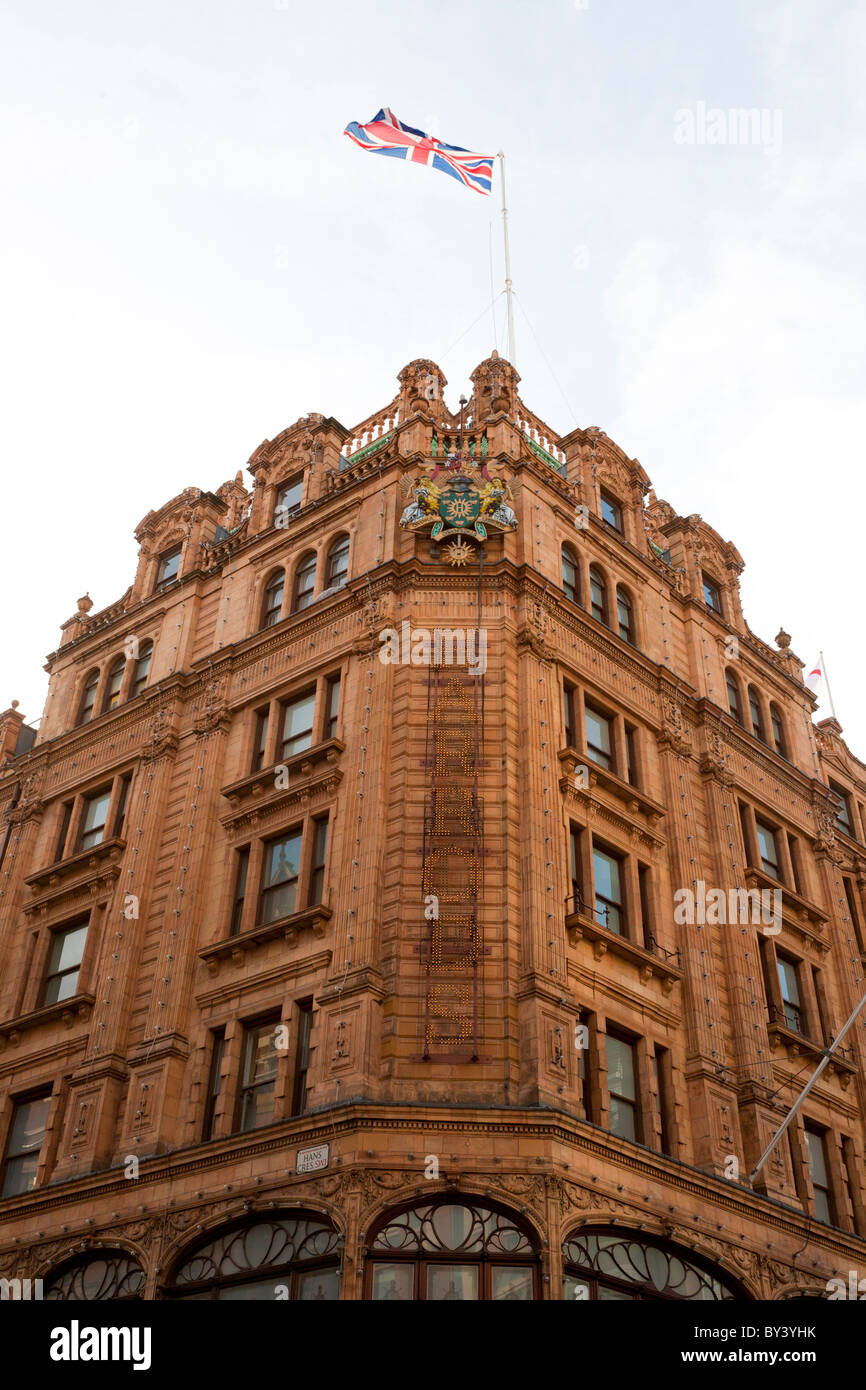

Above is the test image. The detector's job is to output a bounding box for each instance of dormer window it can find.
[155,546,182,593]
[274,475,303,527]
[600,491,623,533]
[702,573,722,614]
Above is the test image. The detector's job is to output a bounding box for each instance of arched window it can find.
[77,669,100,726]
[748,685,765,741]
[292,552,317,613]
[132,640,153,698]
[616,587,633,644]
[261,570,285,629]
[104,657,125,712]
[770,703,786,757]
[326,535,350,589]
[726,671,743,725]
[45,1251,145,1301]
[166,1212,341,1301]
[562,545,580,604]
[589,566,607,624]
[563,1229,745,1301]
[366,1197,539,1300]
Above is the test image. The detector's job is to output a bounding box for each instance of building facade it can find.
[1,352,865,1301]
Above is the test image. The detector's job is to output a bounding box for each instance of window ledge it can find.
[221,740,344,807]
[766,1009,857,1079]
[26,837,127,894]
[200,904,333,973]
[744,866,828,937]
[557,748,664,825]
[564,901,681,993]
[0,993,94,1047]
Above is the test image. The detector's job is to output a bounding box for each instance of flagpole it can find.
[820,649,838,719]
[497,152,516,367]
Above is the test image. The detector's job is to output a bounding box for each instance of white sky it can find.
[1,0,864,756]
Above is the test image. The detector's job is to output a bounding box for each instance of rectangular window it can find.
[577,1009,593,1120]
[777,954,803,1033]
[259,831,302,924]
[702,573,722,613]
[202,1029,226,1141]
[292,1001,313,1116]
[280,691,316,760]
[42,919,88,1005]
[585,704,613,771]
[55,801,73,862]
[652,1046,671,1156]
[230,848,250,936]
[804,1125,833,1224]
[811,966,831,1043]
[114,774,132,839]
[593,845,623,934]
[605,1033,637,1142]
[155,546,182,592]
[830,783,853,836]
[843,878,864,952]
[638,865,652,949]
[600,492,623,532]
[1,1093,51,1199]
[625,727,637,787]
[755,819,780,879]
[562,681,576,749]
[786,834,802,895]
[842,1137,863,1236]
[569,825,582,908]
[252,709,269,773]
[79,789,112,852]
[238,1020,280,1132]
[325,676,341,740]
[309,819,328,907]
[274,475,303,523]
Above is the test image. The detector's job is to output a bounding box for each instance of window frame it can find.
[1,1091,52,1199]
[155,545,182,593]
[561,545,579,605]
[261,570,286,630]
[600,491,623,533]
[701,573,722,614]
[292,552,318,613]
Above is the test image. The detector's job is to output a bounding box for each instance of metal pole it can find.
[748,989,866,1184]
[497,152,516,367]
[819,649,838,719]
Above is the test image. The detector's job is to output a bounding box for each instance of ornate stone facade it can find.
[0,352,865,1300]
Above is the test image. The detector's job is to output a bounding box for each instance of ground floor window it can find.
[367,1198,538,1300]
[165,1212,341,1300]
[563,1229,743,1300]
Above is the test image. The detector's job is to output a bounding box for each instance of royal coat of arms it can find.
[399,455,517,564]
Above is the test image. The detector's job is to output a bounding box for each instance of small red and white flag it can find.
[805,657,823,693]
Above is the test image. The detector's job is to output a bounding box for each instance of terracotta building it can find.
[1,352,865,1302]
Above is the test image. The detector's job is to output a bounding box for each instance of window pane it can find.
[263,835,301,889]
[157,548,181,585]
[9,1095,51,1154]
[425,1264,479,1301]
[756,821,778,874]
[777,958,800,1006]
[298,1269,340,1301]
[371,1263,415,1301]
[282,695,315,756]
[593,849,621,905]
[276,478,303,518]
[608,1095,636,1142]
[48,924,88,978]
[606,1035,636,1101]
[328,538,349,586]
[805,1130,828,1188]
[601,495,622,530]
[81,792,111,846]
[491,1266,533,1301]
[585,708,611,767]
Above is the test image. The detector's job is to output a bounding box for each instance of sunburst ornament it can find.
[445,539,474,567]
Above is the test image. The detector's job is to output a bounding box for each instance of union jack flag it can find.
[344,108,495,196]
